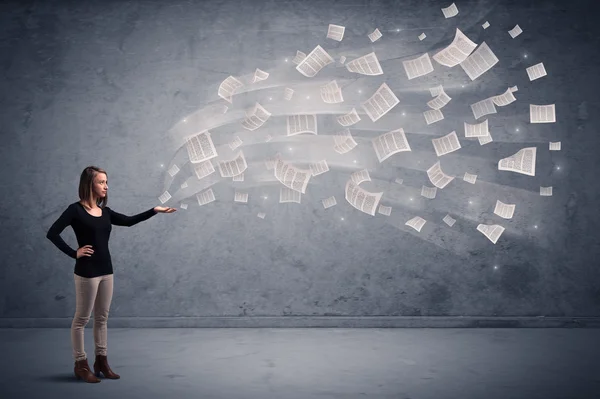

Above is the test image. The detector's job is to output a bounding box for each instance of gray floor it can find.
[1,328,599,399]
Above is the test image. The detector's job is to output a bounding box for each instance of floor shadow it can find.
[35,373,80,383]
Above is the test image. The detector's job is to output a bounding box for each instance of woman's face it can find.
[93,173,108,198]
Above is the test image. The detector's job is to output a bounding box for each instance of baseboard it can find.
[1,316,599,328]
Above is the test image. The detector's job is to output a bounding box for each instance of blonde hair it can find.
[78,166,108,209]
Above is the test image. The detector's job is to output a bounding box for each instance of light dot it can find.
[557,166,561,170]
[494,265,498,270]
[469,200,473,204]
[183,119,187,122]
[358,90,362,93]
[410,198,413,201]
[341,217,344,221]
[269,97,272,100]
[353,160,357,163]
[516,128,520,132]
[524,54,528,58]
[534,225,538,229]
[306,96,310,99]
[396,28,400,32]
[289,147,292,151]
[160,164,164,168]
[264,196,268,199]
[461,84,465,88]
[285,58,288,62]
[402,112,406,116]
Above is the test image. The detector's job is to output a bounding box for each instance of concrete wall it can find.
[1,0,599,322]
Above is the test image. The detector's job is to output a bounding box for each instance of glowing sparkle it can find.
[396,28,400,32]
[341,217,344,221]
[534,225,538,229]
[285,58,288,62]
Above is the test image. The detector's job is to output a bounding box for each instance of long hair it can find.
[78,166,108,209]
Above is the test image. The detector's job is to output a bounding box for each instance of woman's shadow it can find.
[35,373,81,383]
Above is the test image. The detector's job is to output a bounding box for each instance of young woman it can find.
[46,166,176,383]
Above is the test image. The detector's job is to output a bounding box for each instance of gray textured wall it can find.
[1,0,599,320]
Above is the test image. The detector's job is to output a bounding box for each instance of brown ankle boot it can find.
[74,358,101,383]
[94,354,120,379]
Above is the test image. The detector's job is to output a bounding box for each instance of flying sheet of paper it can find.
[493,200,516,219]
[345,180,383,216]
[350,169,371,185]
[345,52,384,76]
[526,62,547,81]
[443,214,456,227]
[471,97,497,120]
[460,42,499,81]
[424,109,444,125]
[158,191,171,204]
[234,191,249,203]
[463,172,477,184]
[241,103,271,131]
[361,82,400,122]
[433,28,477,67]
[464,119,489,137]
[530,104,556,123]
[167,164,180,177]
[284,87,294,101]
[372,128,412,163]
[327,24,345,41]
[337,108,361,126]
[296,45,334,77]
[218,76,244,103]
[498,147,537,176]
[193,160,215,180]
[368,28,382,42]
[403,53,434,80]
[197,188,216,206]
[492,88,517,107]
[508,24,523,38]
[406,216,427,232]
[333,128,358,154]
[477,223,505,244]
[441,3,459,18]
[186,130,218,163]
[292,50,307,65]
[309,159,330,176]
[427,161,454,189]
[322,196,337,209]
[287,114,318,136]
[280,187,302,203]
[251,68,269,83]
[421,185,437,199]
[432,131,461,156]
[378,205,392,216]
[218,151,248,178]
[427,89,452,110]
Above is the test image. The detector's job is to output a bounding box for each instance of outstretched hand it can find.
[154,206,177,213]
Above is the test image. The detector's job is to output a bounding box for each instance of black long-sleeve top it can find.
[46,202,157,278]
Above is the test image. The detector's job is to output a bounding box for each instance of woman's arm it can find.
[107,206,157,227]
[46,206,77,259]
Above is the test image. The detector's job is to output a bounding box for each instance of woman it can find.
[46,166,176,383]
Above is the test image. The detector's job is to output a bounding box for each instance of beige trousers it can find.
[71,273,114,361]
